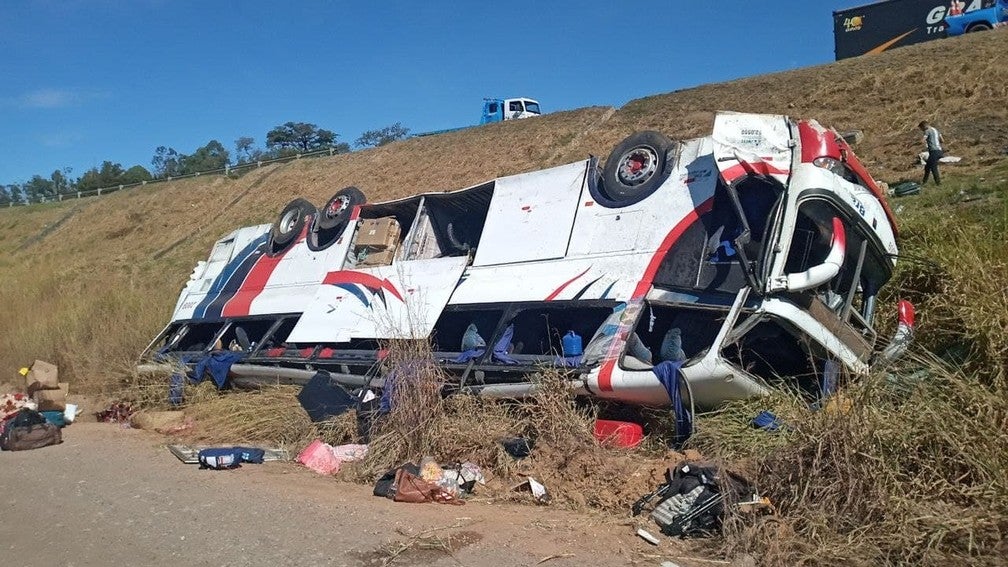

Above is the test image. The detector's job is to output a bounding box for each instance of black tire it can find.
[966,22,992,32]
[269,198,315,253]
[600,131,674,206]
[317,186,366,231]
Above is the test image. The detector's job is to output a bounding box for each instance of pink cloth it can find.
[296,440,369,475]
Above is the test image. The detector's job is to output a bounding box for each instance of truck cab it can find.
[480,98,541,124]
[946,0,1008,35]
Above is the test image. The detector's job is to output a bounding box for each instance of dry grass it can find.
[180,385,316,447]
[352,340,530,481]
[696,353,1008,565]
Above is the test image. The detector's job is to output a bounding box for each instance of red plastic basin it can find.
[593,419,644,448]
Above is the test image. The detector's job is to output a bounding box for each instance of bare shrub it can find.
[180,386,310,447]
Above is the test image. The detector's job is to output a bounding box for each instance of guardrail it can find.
[4,146,345,208]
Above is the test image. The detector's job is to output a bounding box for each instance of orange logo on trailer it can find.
[844,15,864,31]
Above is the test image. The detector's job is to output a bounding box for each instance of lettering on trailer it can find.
[844,15,864,32]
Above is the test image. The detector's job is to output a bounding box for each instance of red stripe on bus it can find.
[221,252,285,316]
[545,267,592,301]
[629,198,714,300]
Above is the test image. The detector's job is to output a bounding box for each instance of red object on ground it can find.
[265,348,285,357]
[296,439,341,475]
[593,419,644,448]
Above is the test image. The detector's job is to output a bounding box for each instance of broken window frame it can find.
[782,194,891,346]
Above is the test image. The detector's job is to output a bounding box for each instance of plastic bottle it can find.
[562,330,583,357]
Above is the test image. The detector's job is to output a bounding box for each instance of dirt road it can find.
[0,423,704,566]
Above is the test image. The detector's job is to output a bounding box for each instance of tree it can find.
[121,165,153,185]
[23,175,55,202]
[50,167,74,195]
[151,146,185,178]
[234,136,262,164]
[356,122,411,148]
[6,184,24,204]
[266,121,342,153]
[0,185,15,206]
[181,140,229,173]
[77,161,126,191]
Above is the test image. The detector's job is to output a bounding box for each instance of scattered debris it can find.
[500,436,534,459]
[751,411,783,432]
[593,419,644,448]
[198,447,266,470]
[296,439,367,475]
[373,460,478,505]
[413,457,486,498]
[392,468,465,505]
[360,519,477,567]
[167,444,289,464]
[513,476,551,504]
[632,461,769,537]
[536,553,575,564]
[95,401,134,423]
[636,527,661,545]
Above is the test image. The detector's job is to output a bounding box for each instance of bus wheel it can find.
[317,186,366,232]
[269,198,315,254]
[601,131,674,206]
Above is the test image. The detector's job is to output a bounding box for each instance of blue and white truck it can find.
[479,98,541,124]
[945,0,1008,35]
[415,97,542,137]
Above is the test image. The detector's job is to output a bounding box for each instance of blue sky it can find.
[0,1,842,185]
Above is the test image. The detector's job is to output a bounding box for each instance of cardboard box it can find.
[25,359,59,393]
[355,217,400,250]
[358,247,397,267]
[33,382,69,411]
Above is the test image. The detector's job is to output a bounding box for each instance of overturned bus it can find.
[143,111,914,411]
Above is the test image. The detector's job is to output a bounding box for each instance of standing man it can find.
[919,120,944,186]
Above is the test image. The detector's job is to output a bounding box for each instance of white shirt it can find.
[924,127,942,152]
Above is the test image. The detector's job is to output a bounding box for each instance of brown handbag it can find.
[393,469,436,503]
